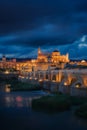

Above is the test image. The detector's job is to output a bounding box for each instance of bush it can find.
[75,103,87,118]
[32,94,87,113]
[69,96,87,106]
[11,82,41,91]
[32,95,71,113]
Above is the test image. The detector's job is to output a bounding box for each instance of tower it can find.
[66,53,69,62]
[38,47,41,55]
[2,55,6,62]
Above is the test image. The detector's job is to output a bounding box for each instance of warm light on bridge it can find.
[5,70,9,74]
[29,77,32,79]
[75,84,80,88]
[64,82,68,86]
[19,76,24,79]
[52,80,56,82]
[5,84,11,92]
[39,79,43,82]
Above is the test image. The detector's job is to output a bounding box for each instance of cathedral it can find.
[37,48,69,63]
[0,48,69,72]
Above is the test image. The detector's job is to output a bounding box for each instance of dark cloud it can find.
[0,0,87,57]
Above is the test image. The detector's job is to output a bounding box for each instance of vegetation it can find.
[52,92,87,106]
[0,77,41,91]
[11,81,41,91]
[32,94,71,113]
[68,96,87,106]
[32,93,87,114]
[75,103,87,118]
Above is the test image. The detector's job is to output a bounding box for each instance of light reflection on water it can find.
[4,95,41,108]
[0,91,47,108]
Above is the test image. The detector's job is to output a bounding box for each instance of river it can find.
[0,90,87,130]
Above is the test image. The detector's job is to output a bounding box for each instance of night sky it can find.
[0,0,87,59]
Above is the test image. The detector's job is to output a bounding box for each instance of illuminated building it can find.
[37,48,48,63]
[0,55,16,69]
[51,50,69,63]
[2,55,6,62]
[37,48,69,63]
[0,48,70,72]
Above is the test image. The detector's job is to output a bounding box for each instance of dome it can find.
[53,50,59,52]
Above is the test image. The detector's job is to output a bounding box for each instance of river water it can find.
[0,90,87,130]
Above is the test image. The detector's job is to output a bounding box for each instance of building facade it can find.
[0,48,69,72]
[37,48,69,63]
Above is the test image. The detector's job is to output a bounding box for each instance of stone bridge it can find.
[19,69,87,96]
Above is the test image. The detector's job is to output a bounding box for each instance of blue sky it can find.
[0,0,87,58]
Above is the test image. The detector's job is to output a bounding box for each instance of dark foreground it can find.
[0,91,87,130]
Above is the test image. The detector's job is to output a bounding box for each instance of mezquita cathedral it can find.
[0,48,69,72]
[37,48,69,63]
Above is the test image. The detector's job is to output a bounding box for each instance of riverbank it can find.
[11,80,41,91]
[75,103,87,118]
[32,94,71,112]
[0,77,41,92]
[32,93,87,118]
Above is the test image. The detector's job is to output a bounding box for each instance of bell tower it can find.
[38,47,41,55]
[2,55,6,62]
[66,53,69,62]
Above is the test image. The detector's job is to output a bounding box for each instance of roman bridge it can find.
[19,69,87,96]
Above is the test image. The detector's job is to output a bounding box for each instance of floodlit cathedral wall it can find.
[51,50,69,63]
[37,48,69,63]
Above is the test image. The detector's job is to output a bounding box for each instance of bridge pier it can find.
[50,81,59,92]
